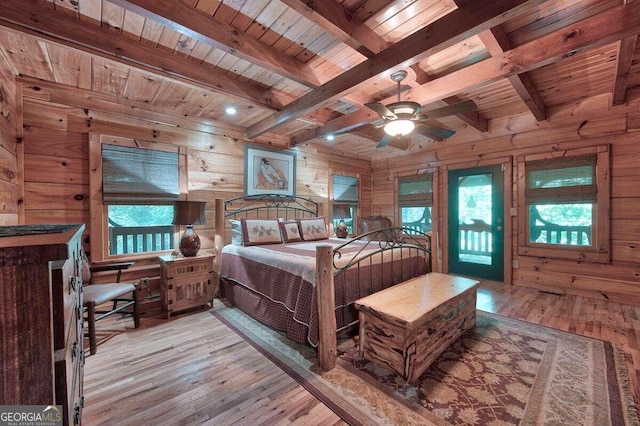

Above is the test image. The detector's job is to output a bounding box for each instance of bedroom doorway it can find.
[448,164,504,281]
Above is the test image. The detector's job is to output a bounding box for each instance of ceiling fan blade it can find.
[415,124,455,141]
[365,102,396,120]
[371,118,386,127]
[376,134,393,148]
[422,100,477,119]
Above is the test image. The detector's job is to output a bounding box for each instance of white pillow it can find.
[230,220,244,245]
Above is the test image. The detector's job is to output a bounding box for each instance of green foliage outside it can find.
[108,205,174,226]
[108,205,175,255]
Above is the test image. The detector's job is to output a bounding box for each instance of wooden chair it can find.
[82,259,140,355]
[359,216,394,241]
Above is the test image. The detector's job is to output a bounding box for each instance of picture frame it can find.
[244,144,296,196]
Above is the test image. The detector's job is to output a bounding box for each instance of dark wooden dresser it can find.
[0,224,85,425]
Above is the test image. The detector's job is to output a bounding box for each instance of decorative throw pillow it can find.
[229,220,244,246]
[279,220,302,242]
[297,217,329,241]
[240,218,283,246]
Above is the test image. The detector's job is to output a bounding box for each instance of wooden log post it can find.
[316,244,337,370]
[213,198,224,299]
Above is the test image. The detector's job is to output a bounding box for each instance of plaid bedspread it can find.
[220,238,428,347]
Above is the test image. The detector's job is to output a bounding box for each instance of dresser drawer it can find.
[55,288,84,425]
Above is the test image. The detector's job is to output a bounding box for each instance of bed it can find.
[213,194,431,370]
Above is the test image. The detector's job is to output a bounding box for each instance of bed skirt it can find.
[220,276,313,346]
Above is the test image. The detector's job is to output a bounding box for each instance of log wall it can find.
[17,79,371,309]
[7,73,640,307]
[372,94,640,305]
[0,53,18,225]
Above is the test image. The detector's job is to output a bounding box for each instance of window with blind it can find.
[102,144,180,256]
[332,174,358,235]
[517,146,610,263]
[398,173,433,234]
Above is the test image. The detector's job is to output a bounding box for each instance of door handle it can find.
[496,225,503,231]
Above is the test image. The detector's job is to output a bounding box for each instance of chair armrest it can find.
[89,262,134,273]
[89,262,135,283]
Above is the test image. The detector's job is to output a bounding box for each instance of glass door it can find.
[448,164,504,281]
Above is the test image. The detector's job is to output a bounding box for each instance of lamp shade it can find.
[172,201,207,225]
[333,204,352,219]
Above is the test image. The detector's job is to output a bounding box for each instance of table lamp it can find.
[333,204,351,238]
[173,201,207,256]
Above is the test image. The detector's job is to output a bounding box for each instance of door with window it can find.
[448,165,504,281]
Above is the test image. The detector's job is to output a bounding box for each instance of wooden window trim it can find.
[395,170,438,263]
[329,170,360,235]
[89,133,188,262]
[517,145,610,263]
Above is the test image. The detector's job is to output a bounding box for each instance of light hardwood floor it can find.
[83,281,640,425]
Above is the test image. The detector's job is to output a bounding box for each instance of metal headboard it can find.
[224,194,319,220]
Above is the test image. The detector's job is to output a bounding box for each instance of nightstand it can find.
[158,252,215,318]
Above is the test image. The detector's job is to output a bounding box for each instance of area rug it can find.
[211,304,639,425]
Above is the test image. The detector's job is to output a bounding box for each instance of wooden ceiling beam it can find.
[290,108,379,146]
[479,26,547,121]
[279,0,389,58]
[294,1,640,144]
[246,0,548,139]
[400,2,640,111]
[410,64,489,133]
[108,0,374,110]
[109,0,325,88]
[612,35,637,105]
[0,0,289,111]
[284,0,487,136]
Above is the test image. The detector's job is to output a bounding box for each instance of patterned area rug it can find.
[211,303,639,425]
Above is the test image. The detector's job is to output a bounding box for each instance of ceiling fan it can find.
[364,70,477,148]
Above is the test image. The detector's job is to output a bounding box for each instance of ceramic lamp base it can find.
[335,220,348,238]
[179,225,201,257]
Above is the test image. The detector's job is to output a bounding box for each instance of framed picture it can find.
[244,145,296,196]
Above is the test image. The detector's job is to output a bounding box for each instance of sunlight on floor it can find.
[476,287,497,313]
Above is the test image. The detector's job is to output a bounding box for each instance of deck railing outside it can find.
[109,225,175,255]
[455,218,592,260]
[530,223,591,245]
[401,221,431,235]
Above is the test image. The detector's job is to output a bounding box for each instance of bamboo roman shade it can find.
[102,145,180,204]
[525,155,596,204]
[398,174,433,207]
[333,175,358,203]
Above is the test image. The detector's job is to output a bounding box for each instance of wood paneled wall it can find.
[9,73,640,306]
[372,94,640,305]
[16,79,371,307]
[0,53,18,225]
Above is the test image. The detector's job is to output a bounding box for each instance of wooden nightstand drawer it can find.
[159,253,215,318]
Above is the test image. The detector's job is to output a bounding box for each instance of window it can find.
[101,144,180,256]
[398,173,433,234]
[517,146,610,262]
[332,174,358,235]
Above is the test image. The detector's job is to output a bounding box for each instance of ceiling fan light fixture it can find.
[384,118,415,136]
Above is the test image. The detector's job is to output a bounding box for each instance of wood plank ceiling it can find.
[0,0,637,159]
